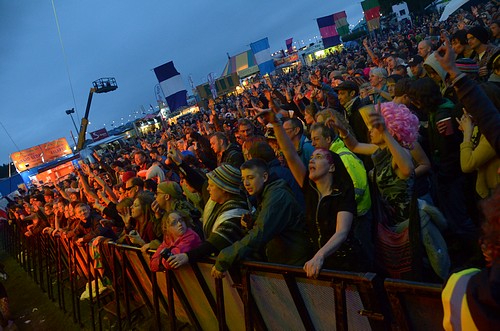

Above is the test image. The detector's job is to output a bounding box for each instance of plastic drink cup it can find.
[436,117,453,136]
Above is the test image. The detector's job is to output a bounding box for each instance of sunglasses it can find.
[125,185,136,191]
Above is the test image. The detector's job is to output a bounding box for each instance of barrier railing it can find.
[1,220,445,331]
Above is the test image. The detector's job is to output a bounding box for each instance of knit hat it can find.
[121,171,136,184]
[206,164,241,195]
[455,58,479,74]
[467,26,489,45]
[370,67,388,79]
[157,181,183,200]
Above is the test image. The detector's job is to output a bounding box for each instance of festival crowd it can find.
[2,2,500,329]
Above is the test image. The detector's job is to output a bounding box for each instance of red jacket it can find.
[150,228,202,272]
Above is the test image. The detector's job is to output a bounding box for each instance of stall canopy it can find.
[439,0,470,21]
[221,50,260,78]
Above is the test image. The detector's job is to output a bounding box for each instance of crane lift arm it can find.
[76,78,118,151]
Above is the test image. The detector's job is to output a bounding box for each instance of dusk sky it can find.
[0,0,364,166]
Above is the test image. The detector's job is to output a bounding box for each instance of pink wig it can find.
[380,102,419,149]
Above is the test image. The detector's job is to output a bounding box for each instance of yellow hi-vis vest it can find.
[330,138,371,216]
[442,268,481,331]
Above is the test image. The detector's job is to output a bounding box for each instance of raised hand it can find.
[434,32,460,78]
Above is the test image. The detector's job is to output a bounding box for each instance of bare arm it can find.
[54,182,70,201]
[303,211,353,278]
[78,172,99,201]
[326,118,378,155]
[363,38,379,65]
[410,141,431,178]
[91,173,118,203]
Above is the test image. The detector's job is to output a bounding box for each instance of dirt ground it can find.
[0,249,79,330]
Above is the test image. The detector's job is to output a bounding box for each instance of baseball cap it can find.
[407,55,424,66]
[334,80,359,94]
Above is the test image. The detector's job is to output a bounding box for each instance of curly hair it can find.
[380,102,420,149]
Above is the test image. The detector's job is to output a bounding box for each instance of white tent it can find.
[439,0,470,21]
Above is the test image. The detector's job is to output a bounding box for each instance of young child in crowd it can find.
[150,211,202,271]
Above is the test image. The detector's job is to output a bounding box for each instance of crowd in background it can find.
[2,2,500,328]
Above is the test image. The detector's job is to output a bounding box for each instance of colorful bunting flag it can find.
[333,11,350,36]
[250,37,275,75]
[361,0,381,31]
[153,61,188,112]
[316,14,341,48]
[286,38,294,53]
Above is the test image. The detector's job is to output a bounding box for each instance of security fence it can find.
[1,221,444,331]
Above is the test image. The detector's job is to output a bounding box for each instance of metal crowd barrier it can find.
[1,220,445,331]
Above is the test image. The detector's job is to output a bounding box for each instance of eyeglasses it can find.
[125,185,136,191]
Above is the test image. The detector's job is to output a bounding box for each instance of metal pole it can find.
[69,130,78,149]
[69,113,79,134]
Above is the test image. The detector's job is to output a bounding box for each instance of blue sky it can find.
[0,0,364,165]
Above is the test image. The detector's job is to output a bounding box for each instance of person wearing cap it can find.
[368,67,392,104]
[467,26,498,80]
[152,181,201,231]
[408,55,427,79]
[211,159,311,278]
[393,64,408,78]
[165,159,248,269]
[120,170,136,185]
[334,80,372,168]
[455,58,481,81]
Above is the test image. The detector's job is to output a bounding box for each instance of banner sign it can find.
[11,137,72,172]
[90,128,109,142]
